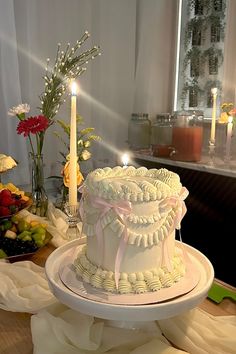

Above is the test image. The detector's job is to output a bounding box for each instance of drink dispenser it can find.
[171,111,203,162]
[151,113,173,157]
[128,113,151,150]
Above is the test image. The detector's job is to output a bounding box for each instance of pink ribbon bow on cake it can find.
[79,185,132,289]
[159,186,189,271]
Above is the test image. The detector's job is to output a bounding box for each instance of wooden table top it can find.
[0,243,235,354]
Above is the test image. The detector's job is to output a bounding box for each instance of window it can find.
[174,0,227,117]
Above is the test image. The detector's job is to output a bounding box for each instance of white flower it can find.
[84,140,91,148]
[0,154,17,172]
[8,103,30,116]
[78,139,84,147]
[80,150,91,161]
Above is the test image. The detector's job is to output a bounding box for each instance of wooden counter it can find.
[0,244,235,354]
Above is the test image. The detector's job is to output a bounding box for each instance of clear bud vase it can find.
[30,153,48,217]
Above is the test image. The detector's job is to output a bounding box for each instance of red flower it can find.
[17,115,49,137]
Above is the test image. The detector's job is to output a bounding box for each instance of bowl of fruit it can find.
[0,215,52,260]
[0,184,32,219]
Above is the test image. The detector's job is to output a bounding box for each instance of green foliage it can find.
[202,46,224,74]
[187,0,226,15]
[181,79,204,109]
[181,0,226,110]
[51,115,101,208]
[79,128,95,137]
[183,47,203,77]
[185,17,207,48]
[202,46,223,61]
[53,114,101,166]
[38,33,100,121]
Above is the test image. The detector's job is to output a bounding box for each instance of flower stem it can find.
[28,134,35,156]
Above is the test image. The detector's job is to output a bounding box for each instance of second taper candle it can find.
[210,87,218,145]
[225,116,233,161]
[69,81,78,206]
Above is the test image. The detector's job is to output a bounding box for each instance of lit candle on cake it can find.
[69,81,78,206]
[210,87,218,145]
[225,116,233,161]
[121,153,129,168]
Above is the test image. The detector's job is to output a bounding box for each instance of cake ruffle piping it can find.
[82,209,176,247]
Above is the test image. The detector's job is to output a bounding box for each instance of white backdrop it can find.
[0,0,177,186]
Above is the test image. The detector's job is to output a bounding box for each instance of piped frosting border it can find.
[74,246,185,294]
[84,166,182,202]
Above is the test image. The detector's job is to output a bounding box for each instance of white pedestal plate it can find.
[45,239,214,327]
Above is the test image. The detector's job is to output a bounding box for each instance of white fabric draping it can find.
[31,303,187,354]
[0,259,235,354]
[0,0,177,183]
[0,260,56,312]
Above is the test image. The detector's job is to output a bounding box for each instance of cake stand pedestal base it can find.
[104,319,161,336]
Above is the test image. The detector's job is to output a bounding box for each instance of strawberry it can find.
[0,189,16,207]
[0,206,10,217]
[0,196,15,207]
[0,189,12,199]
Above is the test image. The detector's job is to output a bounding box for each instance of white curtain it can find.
[0,0,177,186]
[133,0,178,117]
[0,0,30,185]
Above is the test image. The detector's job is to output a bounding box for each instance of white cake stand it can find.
[45,239,214,324]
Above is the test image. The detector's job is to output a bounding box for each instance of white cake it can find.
[74,166,189,294]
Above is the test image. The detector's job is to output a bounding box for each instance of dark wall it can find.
[135,158,236,287]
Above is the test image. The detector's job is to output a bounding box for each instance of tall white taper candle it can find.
[69,81,77,206]
[210,87,218,145]
[225,116,233,161]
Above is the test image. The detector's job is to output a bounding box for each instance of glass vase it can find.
[54,184,68,212]
[30,153,48,217]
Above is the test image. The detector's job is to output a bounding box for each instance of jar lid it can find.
[156,113,171,119]
[173,110,204,117]
[155,113,172,123]
[131,113,149,120]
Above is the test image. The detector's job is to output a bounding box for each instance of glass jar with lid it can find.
[128,113,151,150]
[171,110,204,162]
[151,113,173,157]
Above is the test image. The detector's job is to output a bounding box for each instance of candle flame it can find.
[121,153,129,167]
[228,116,233,123]
[211,87,218,95]
[71,81,77,96]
